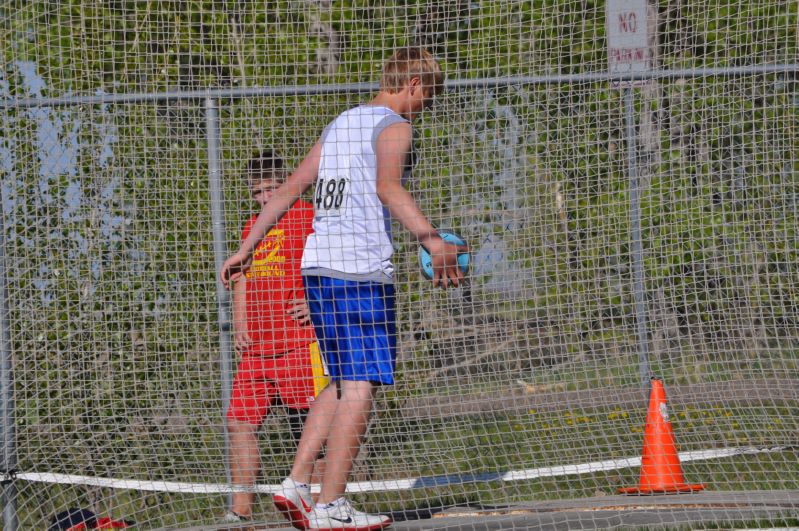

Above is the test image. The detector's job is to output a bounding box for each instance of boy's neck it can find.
[368,91,408,119]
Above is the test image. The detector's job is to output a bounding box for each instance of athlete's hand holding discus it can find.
[420,234,469,289]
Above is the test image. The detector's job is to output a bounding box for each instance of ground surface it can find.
[173,490,799,530]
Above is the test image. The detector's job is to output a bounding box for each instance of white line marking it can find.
[15,446,786,495]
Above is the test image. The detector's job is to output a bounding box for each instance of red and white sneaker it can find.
[307,497,391,531]
[273,477,314,530]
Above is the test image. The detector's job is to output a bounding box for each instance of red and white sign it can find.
[606,0,651,85]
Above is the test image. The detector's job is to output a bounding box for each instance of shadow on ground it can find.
[175,490,799,530]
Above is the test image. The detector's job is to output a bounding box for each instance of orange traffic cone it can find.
[618,377,705,494]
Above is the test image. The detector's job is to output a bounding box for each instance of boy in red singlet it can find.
[224,151,328,523]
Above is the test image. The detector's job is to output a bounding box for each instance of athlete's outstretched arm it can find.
[220,141,322,288]
[375,122,466,288]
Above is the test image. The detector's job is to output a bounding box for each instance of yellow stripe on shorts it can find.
[309,341,329,397]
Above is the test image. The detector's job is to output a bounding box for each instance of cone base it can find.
[618,483,705,495]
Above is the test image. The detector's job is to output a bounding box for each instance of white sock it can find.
[316,497,344,510]
[287,477,309,489]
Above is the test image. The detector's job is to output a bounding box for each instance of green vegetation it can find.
[1,0,797,528]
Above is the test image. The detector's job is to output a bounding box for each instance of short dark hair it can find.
[246,150,286,185]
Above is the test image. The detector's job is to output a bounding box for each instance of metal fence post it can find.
[0,180,18,530]
[623,87,651,389]
[205,97,234,503]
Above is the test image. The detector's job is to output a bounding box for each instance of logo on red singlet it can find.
[248,229,287,277]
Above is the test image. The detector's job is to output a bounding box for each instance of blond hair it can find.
[380,47,444,97]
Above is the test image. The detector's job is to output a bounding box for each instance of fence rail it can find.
[1,63,797,109]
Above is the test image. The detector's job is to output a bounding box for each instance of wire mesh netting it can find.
[1,1,798,529]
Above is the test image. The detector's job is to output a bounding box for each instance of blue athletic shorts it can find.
[303,275,397,385]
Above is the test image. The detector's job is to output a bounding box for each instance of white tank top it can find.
[301,105,407,283]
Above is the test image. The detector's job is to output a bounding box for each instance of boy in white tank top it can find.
[221,48,466,530]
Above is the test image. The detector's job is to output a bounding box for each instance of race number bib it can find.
[314,177,349,217]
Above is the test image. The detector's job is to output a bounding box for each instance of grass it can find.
[430,350,799,396]
[689,518,799,530]
[16,400,797,528]
[362,403,799,513]
[408,348,799,406]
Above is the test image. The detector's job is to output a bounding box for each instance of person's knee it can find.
[338,380,376,400]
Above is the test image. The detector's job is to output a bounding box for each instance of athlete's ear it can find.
[407,76,422,94]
